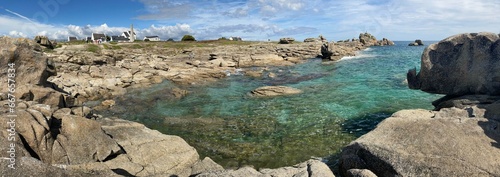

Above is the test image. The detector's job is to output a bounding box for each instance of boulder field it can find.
[339,32,500,176]
[0,36,341,176]
[17,32,494,177]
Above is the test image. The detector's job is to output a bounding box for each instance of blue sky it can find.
[0,0,499,41]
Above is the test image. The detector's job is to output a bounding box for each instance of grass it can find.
[86,44,100,53]
[102,44,122,50]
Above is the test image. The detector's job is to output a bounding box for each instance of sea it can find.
[100,41,442,169]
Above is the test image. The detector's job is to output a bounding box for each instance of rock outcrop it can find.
[358,33,394,46]
[340,32,500,176]
[249,86,303,97]
[34,36,55,49]
[339,108,500,176]
[279,37,295,44]
[0,36,339,176]
[408,39,424,46]
[198,159,335,177]
[407,32,500,95]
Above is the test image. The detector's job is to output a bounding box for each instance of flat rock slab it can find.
[339,109,500,176]
[249,86,302,97]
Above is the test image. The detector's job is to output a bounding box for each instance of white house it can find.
[144,36,160,41]
[91,33,106,43]
[121,31,136,41]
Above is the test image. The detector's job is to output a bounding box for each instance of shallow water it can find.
[101,41,441,169]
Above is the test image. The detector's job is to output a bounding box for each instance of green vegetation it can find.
[102,44,122,50]
[181,35,196,41]
[167,38,175,41]
[86,44,100,53]
[218,37,228,40]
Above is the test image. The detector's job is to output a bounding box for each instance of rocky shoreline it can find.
[3,32,498,177]
[0,34,391,176]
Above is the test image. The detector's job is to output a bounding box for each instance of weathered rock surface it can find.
[95,118,200,176]
[0,37,57,96]
[250,86,303,97]
[407,32,500,96]
[359,33,394,46]
[198,159,335,177]
[408,39,424,46]
[346,169,377,177]
[0,157,117,177]
[279,37,295,44]
[34,35,55,49]
[339,108,500,176]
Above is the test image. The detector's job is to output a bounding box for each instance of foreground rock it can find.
[198,159,335,177]
[0,36,338,176]
[408,32,500,95]
[250,86,302,97]
[339,108,500,176]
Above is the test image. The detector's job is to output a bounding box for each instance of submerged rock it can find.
[249,86,302,97]
[407,32,500,96]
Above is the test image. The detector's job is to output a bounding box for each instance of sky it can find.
[0,0,499,41]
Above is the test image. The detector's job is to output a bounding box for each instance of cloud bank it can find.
[1,0,500,41]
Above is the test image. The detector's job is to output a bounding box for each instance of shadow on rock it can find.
[477,104,500,149]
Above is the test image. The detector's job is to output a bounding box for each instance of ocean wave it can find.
[340,54,377,60]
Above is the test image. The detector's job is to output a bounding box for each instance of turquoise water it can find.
[102,41,441,169]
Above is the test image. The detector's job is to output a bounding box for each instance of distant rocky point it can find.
[408,39,424,46]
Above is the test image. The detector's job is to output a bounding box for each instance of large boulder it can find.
[249,86,303,97]
[34,36,55,49]
[339,108,500,176]
[96,118,200,176]
[359,33,377,46]
[378,38,395,46]
[408,32,500,96]
[0,37,57,96]
[0,103,123,165]
[321,42,334,59]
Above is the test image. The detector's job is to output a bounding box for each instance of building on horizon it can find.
[121,31,136,41]
[68,36,78,42]
[91,33,106,43]
[111,35,130,42]
[144,36,160,41]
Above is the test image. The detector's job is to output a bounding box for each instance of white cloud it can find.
[2,0,500,41]
[0,14,194,41]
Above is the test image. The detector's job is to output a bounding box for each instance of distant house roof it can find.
[92,33,106,40]
[112,35,129,41]
[68,36,78,41]
[145,36,159,38]
[122,31,136,38]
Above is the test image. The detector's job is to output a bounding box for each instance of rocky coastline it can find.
[0,34,391,176]
[5,32,499,177]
